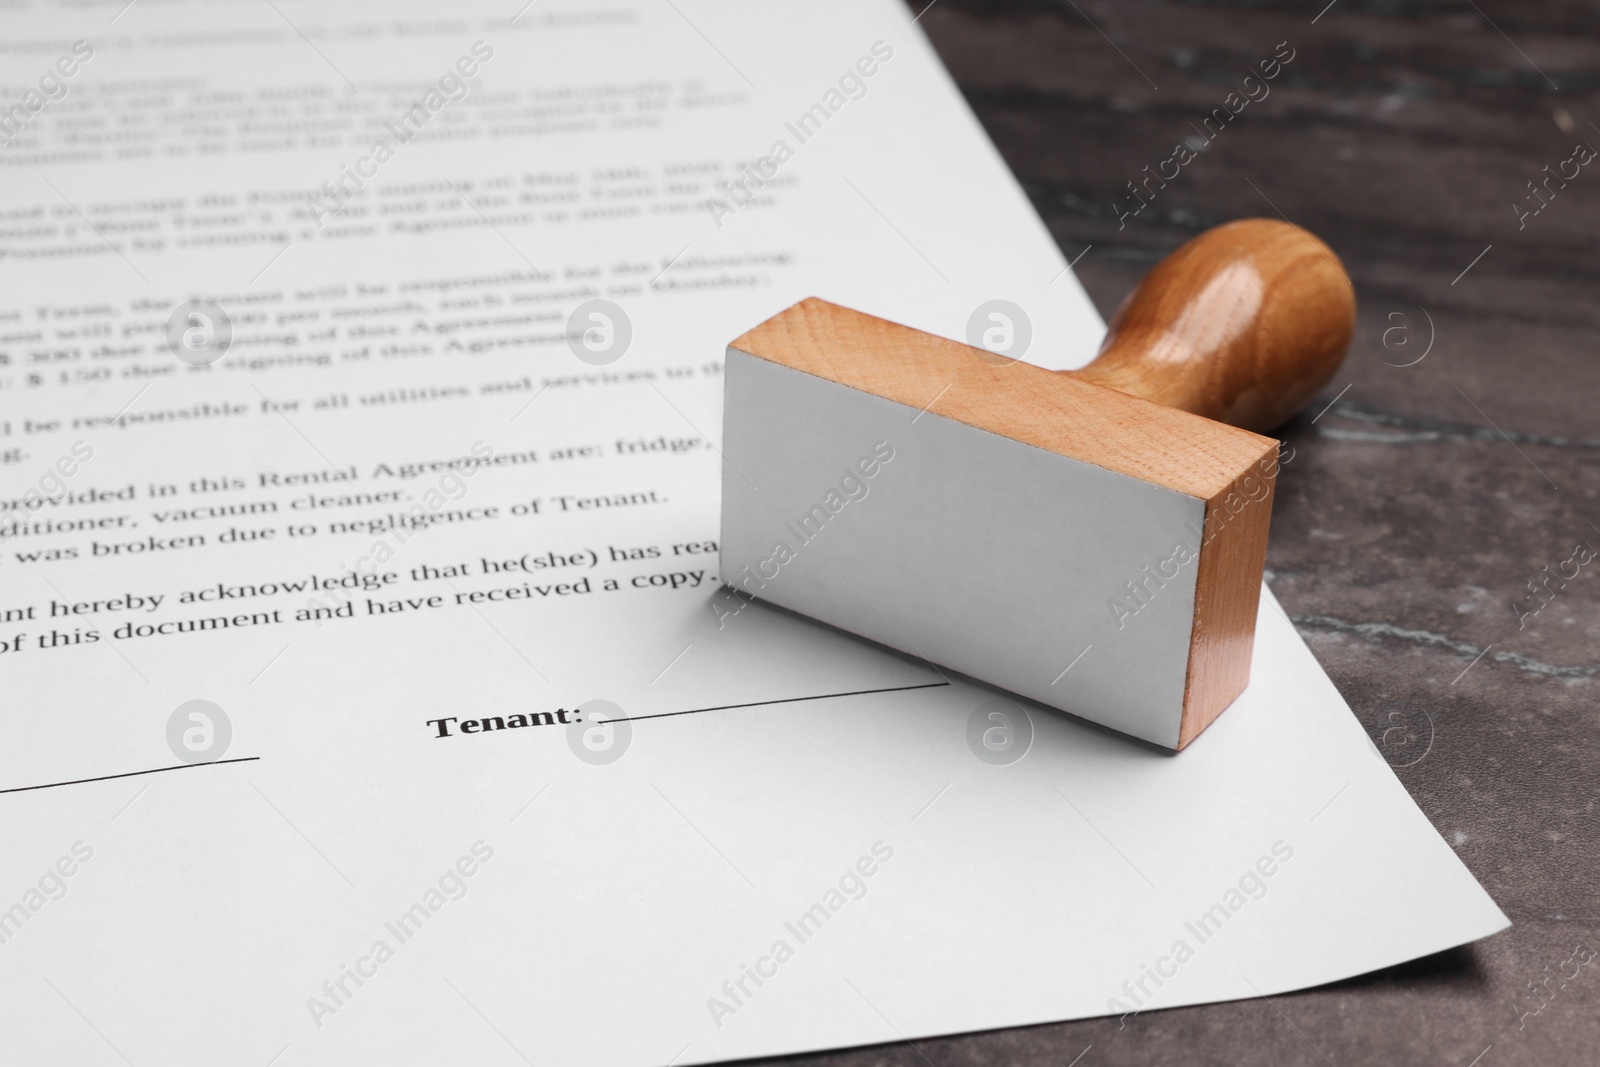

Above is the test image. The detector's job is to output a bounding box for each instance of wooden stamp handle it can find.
[1065,218,1355,433]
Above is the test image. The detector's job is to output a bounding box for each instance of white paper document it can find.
[0,2,1506,1064]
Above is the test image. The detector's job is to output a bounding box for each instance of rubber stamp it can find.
[718,219,1354,749]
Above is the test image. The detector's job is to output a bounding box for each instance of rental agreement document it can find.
[0,2,1505,1064]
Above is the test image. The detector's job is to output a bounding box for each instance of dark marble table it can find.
[753,3,1600,1064]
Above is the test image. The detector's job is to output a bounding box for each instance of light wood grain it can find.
[1178,458,1276,748]
[731,298,1277,501]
